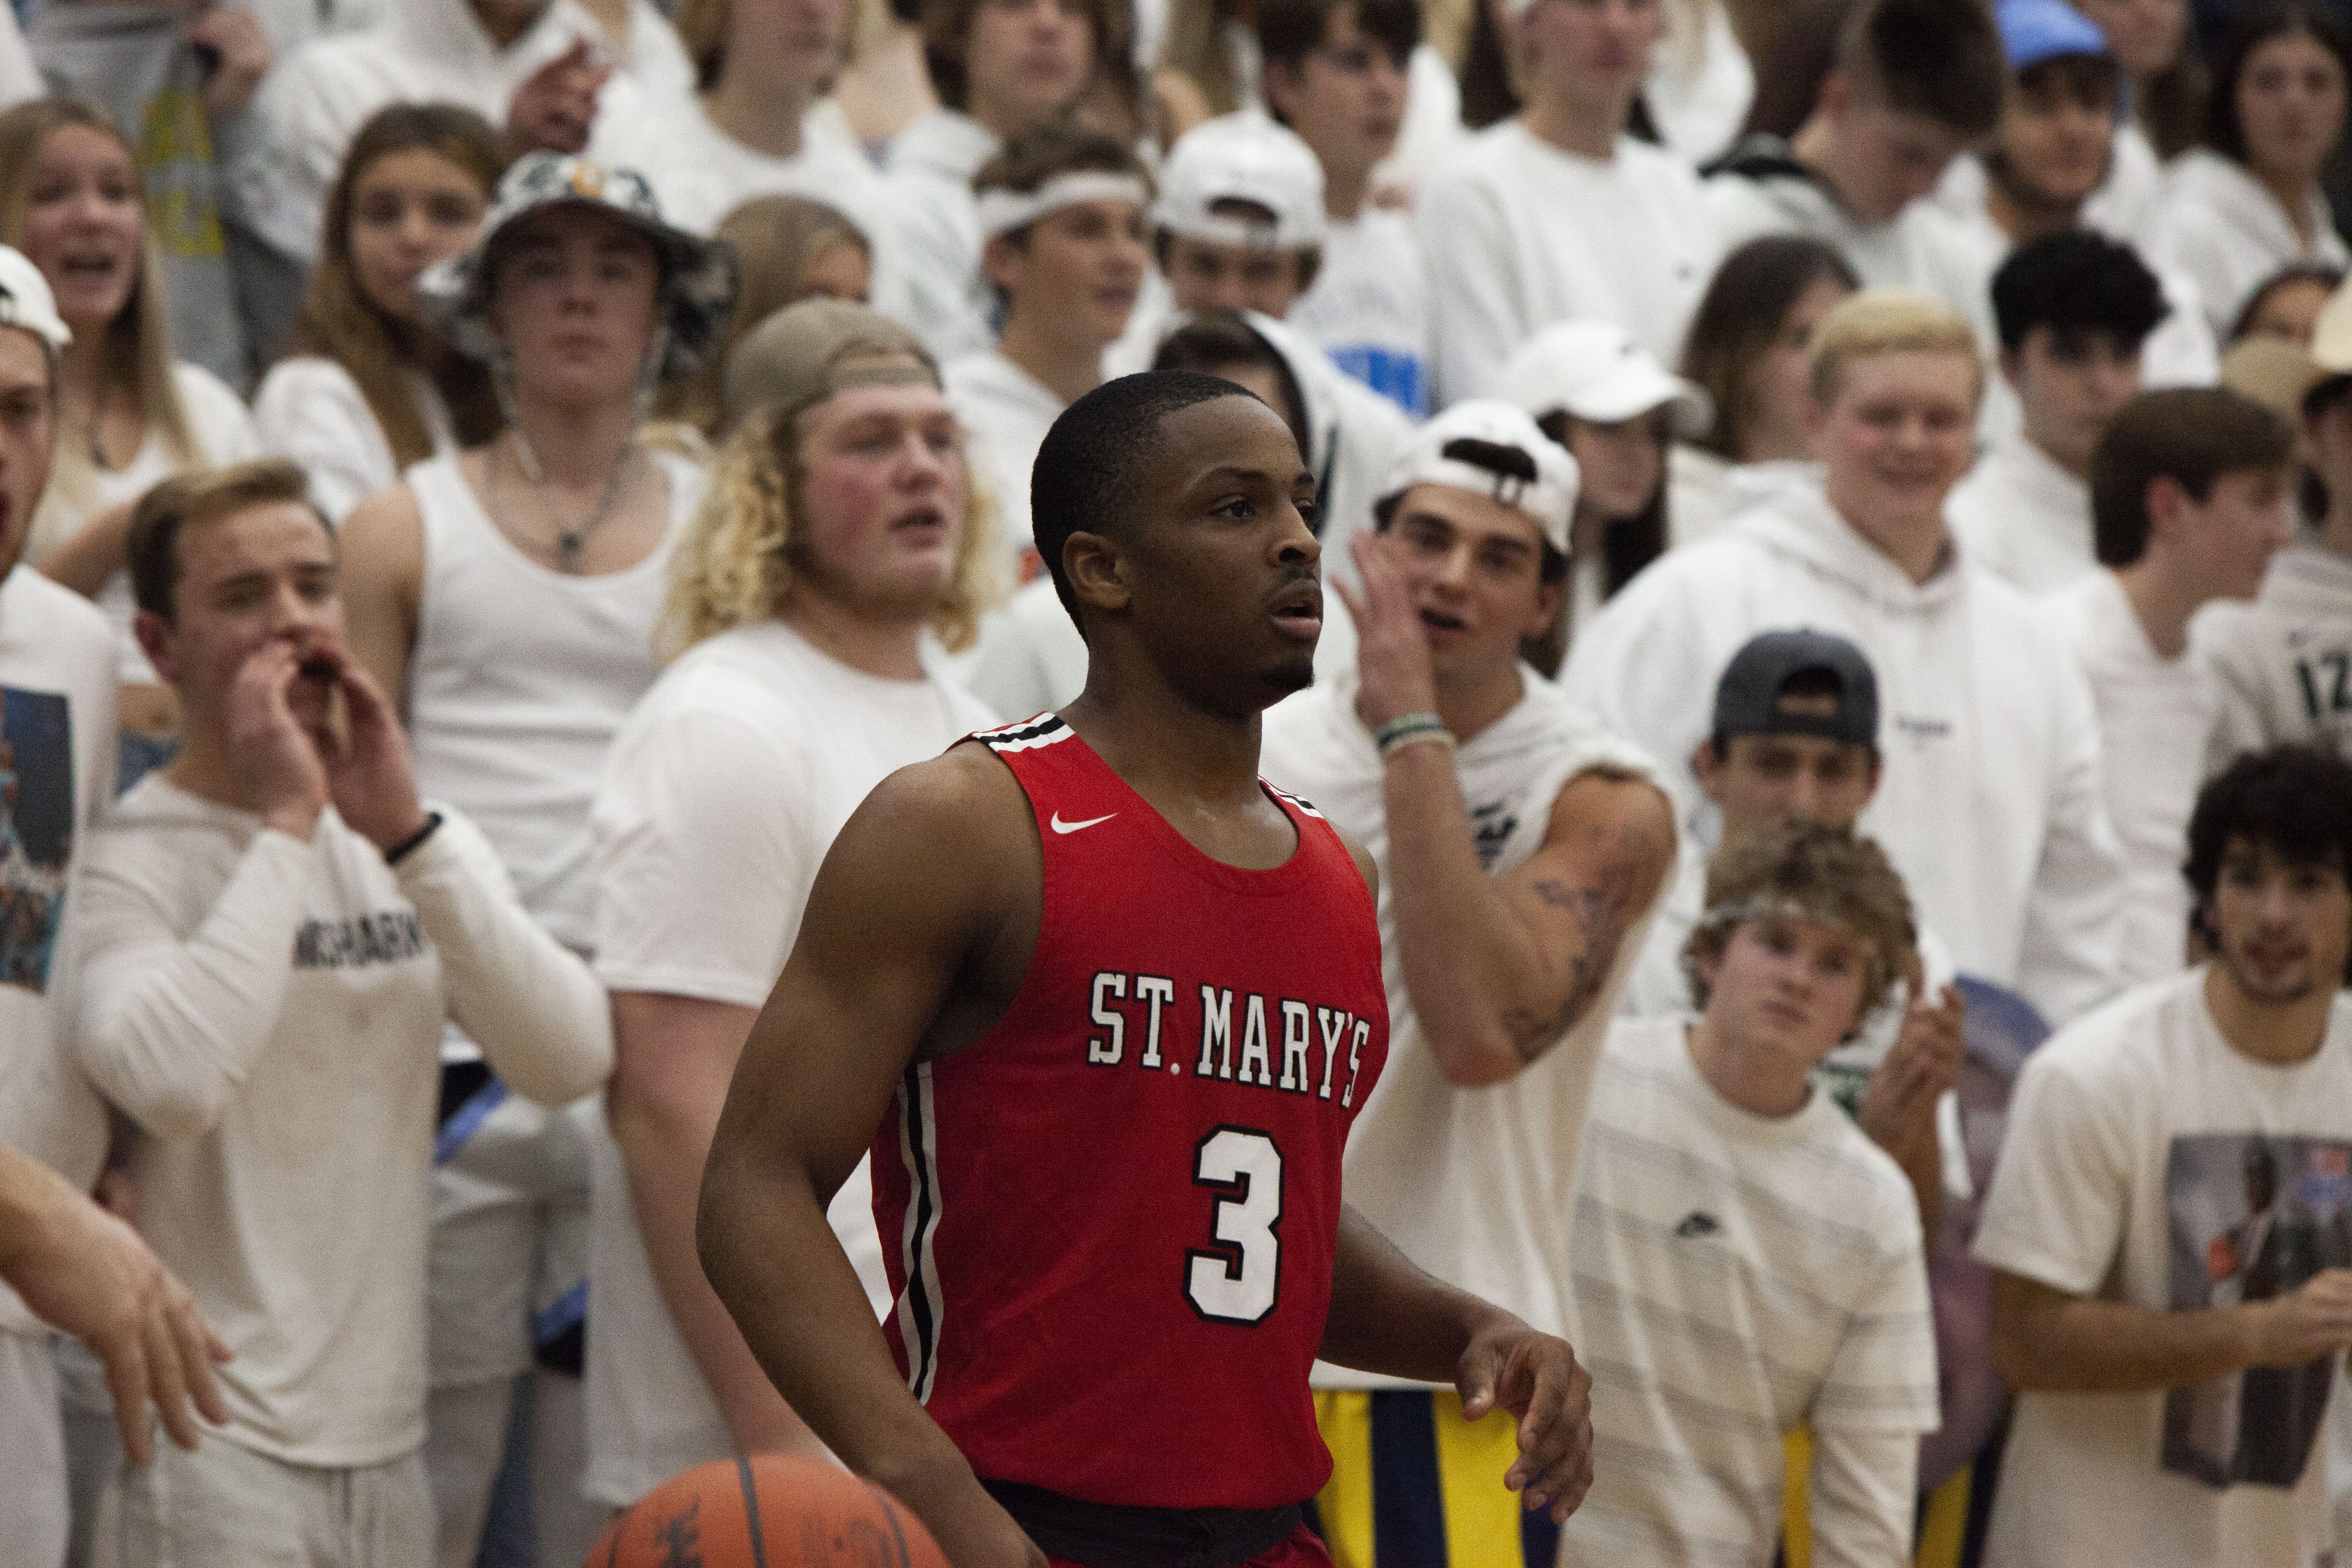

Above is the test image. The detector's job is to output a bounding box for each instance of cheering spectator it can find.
[1975,745,2352,1568]
[584,299,998,1509]
[887,0,1117,358]
[1565,821,1941,1568]
[2149,2,2352,340]
[1417,0,1719,400]
[0,100,261,787]
[1563,289,2126,1027]
[1706,0,2006,348]
[1673,236,1858,536]
[1949,231,2171,595]
[64,459,611,1568]
[1258,0,1432,414]
[253,105,507,524]
[2045,388,2293,987]
[944,127,1150,572]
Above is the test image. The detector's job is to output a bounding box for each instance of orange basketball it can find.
[588,1454,951,1568]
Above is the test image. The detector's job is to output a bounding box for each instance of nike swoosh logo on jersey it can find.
[1050,811,1117,834]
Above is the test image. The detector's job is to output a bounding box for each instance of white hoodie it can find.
[2148,149,2351,340]
[1560,467,2125,1026]
[885,108,1003,362]
[2195,539,2352,761]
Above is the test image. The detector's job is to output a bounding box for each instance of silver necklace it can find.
[498,429,640,574]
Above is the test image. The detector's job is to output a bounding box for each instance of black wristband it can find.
[383,810,445,867]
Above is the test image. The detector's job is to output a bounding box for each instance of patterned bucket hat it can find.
[417,152,738,384]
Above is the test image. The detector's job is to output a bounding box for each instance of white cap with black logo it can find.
[1376,400,1580,554]
[1154,113,1327,253]
[0,246,70,354]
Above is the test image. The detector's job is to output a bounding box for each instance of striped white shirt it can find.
[1564,1016,1939,1566]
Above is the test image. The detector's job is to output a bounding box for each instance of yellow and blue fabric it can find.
[1310,1390,1560,1568]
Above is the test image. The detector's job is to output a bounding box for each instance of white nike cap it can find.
[1154,113,1327,253]
[1499,318,1711,439]
[1376,400,1580,554]
[0,246,70,355]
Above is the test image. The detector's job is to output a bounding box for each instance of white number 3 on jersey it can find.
[1186,1127,1282,1324]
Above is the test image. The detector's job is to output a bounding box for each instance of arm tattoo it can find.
[1500,878,1629,1061]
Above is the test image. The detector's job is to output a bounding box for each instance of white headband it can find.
[975,172,1151,240]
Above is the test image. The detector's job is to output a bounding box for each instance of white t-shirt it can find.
[1563,1015,1939,1568]
[885,108,1002,362]
[1288,206,1431,417]
[583,617,995,1505]
[2043,572,2215,990]
[30,362,260,686]
[405,449,695,953]
[1560,466,2126,1026]
[1418,121,1720,403]
[944,349,1064,561]
[588,100,910,317]
[2197,539,2352,763]
[0,568,118,1339]
[2150,149,2352,340]
[1643,0,1754,167]
[1705,157,2001,353]
[1947,435,2097,598]
[253,355,455,524]
[1973,972,2352,1568]
[59,781,609,1466]
[1259,664,1669,1375]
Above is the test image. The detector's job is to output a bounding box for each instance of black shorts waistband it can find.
[979,1478,1304,1568]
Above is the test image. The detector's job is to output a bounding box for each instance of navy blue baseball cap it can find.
[1712,629,1880,749]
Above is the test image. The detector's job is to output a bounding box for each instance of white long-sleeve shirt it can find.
[2148,149,2351,340]
[62,783,611,1466]
[1418,121,1719,404]
[885,108,1001,363]
[1560,467,2126,1026]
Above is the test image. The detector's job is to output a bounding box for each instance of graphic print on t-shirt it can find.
[0,685,74,994]
[2163,1133,2352,1489]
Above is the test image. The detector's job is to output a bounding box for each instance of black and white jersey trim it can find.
[1264,782,1326,820]
[975,713,1075,754]
[894,1063,945,1405]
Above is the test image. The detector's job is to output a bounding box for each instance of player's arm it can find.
[1991,1268,2352,1393]
[1319,1204,1594,1523]
[1341,535,1674,1086]
[699,749,1048,1568]
[335,483,426,716]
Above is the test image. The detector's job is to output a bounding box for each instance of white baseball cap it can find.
[1499,319,1712,439]
[0,246,69,354]
[1154,113,1327,253]
[1377,400,1581,554]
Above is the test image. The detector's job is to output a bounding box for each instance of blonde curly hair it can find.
[660,402,1008,656]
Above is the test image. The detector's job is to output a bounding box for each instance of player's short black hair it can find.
[2184,745,2352,977]
[1257,0,1420,77]
[1152,312,1312,469]
[1991,231,2170,354]
[2089,387,2294,566]
[1031,371,1258,630]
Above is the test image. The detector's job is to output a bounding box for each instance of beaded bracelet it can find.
[1373,712,1455,759]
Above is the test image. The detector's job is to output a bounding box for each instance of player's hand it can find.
[305,640,432,856]
[6,1181,231,1467]
[1857,981,1963,1166]
[2251,1269,2352,1368]
[229,640,330,841]
[890,1466,1049,1568]
[1336,531,1439,732]
[506,40,610,156]
[1457,1311,1594,1524]
[185,5,272,117]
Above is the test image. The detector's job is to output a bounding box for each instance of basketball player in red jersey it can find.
[698,371,1594,1568]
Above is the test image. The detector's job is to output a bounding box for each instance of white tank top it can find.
[404,448,704,953]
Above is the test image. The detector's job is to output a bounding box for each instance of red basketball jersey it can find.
[870,714,1388,1511]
